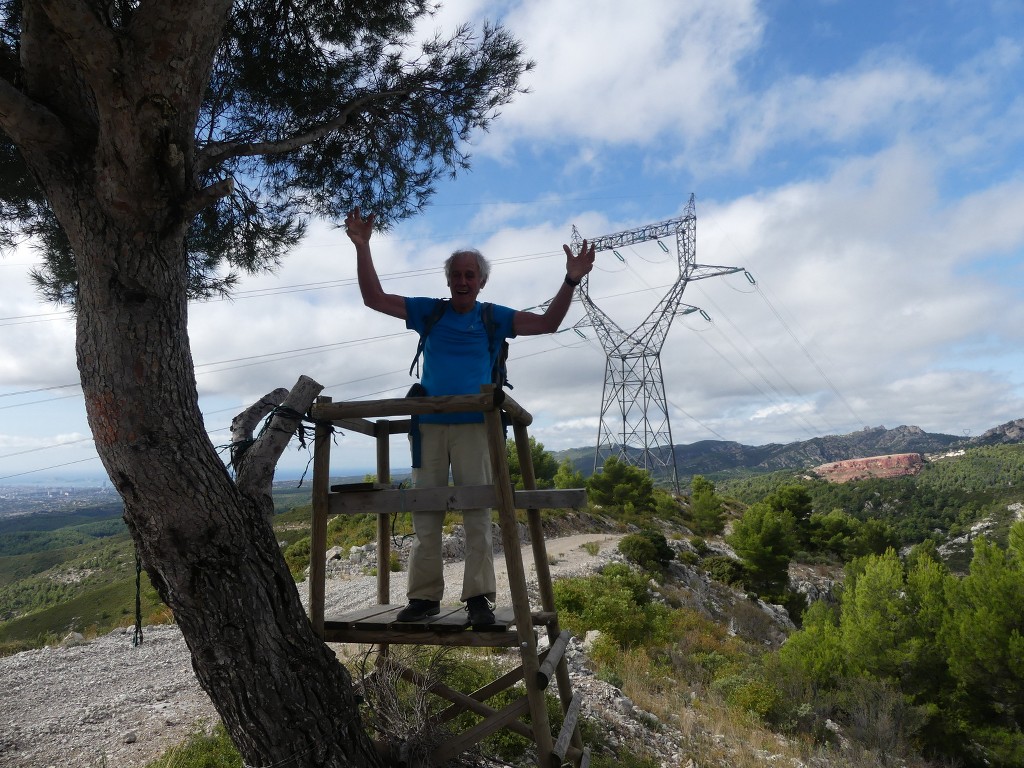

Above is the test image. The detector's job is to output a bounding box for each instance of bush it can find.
[702,554,747,586]
[618,530,674,573]
[714,673,785,724]
[586,457,656,516]
[553,564,670,649]
[282,536,311,577]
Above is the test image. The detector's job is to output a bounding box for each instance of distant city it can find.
[0,483,121,518]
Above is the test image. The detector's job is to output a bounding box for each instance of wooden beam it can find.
[375,419,392,606]
[326,486,587,516]
[396,665,536,741]
[433,658,533,725]
[552,692,583,767]
[309,387,533,426]
[485,404,555,762]
[323,627,520,647]
[431,696,531,765]
[312,392,495,421]
[333,417,413,437]
[309,396,332,638]
[537,630,570,690]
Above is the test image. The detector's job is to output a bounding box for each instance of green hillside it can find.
[3,443,1023,767]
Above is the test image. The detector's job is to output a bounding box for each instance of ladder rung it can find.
[551,691,582,766]
[329,481,388,492]
[536,630,570,690]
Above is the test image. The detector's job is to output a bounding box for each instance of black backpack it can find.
[408,299,512,391]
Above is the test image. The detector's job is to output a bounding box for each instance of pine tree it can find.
[0,5,530,765]
[725,501,797,597]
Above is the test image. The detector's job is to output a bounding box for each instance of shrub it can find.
[586,457,655,516]
[553,564,670,649]
[282,536,311,577]
[714,671,785,724]
[701,554,746,586]
[618,530,674,573]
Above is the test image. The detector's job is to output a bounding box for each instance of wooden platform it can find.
[308,390,588,767]
[322,604,558,646]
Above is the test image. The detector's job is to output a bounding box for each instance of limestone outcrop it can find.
[811,452,924,483]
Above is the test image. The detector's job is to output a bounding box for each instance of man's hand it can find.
[564,239,596,283]
[345,207,375,247]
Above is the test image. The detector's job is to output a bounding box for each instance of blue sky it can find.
[2,0,1024,483]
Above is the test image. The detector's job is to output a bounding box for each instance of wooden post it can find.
[484,396,554,764]
[514,421,585,759]
[375,419,391,606]
[512,422,556,614]
[309,396,332,638]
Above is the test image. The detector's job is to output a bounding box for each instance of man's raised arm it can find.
[514,239,596,336]
[345,207,407,319]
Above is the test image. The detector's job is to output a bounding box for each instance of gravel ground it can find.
[0,533,622,768]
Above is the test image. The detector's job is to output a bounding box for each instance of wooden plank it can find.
[329,481,385,492]
[322,626,520,647]
[325,605,543,629]
[331,417,376,437]
[329,604,499,632]
[309,396,333,638]
[310,389,535,426]
[375,420,392,607]
[551,692,582,767]
[312,392,495,421]
[485,404,555,762]
[515,420,582,760]
[328,485,494,515]
[430,695,531,765]
[326,604,399,626]
[495,390,533,427]
[332,417,413,436]
[536,631,570,690]
[326,486,586,516]
[433,659,530,725]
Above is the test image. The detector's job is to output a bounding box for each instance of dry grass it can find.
[592,628,936,768]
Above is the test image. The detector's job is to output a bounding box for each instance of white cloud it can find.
[474,0,763,150]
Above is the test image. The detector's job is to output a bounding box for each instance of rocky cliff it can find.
[810,452,925,483]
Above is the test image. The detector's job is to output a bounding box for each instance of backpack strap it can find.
[481,302,512,390]
[409,298,449,378]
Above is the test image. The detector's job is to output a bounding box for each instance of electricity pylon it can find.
[570,194,743,491]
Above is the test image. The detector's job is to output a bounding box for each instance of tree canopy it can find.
[0,1,531,302]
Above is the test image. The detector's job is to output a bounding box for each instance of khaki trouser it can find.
[407,422,496,603]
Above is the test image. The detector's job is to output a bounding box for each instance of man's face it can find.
[447,252,483,312]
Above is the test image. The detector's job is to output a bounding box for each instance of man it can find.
[345,207,595,627]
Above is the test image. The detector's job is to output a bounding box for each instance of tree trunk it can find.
[66,203,382,768]
[6,4,383,763]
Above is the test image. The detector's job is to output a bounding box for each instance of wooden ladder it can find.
[308,386,589,767]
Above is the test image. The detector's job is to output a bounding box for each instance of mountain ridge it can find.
[555,417,1024,479]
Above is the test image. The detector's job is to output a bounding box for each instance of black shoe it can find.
[466,595,495,628]
[396,599,440,622]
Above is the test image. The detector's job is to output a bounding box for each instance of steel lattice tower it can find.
[570,194,744,491]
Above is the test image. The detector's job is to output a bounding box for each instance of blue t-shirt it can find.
[405,297,517,424]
